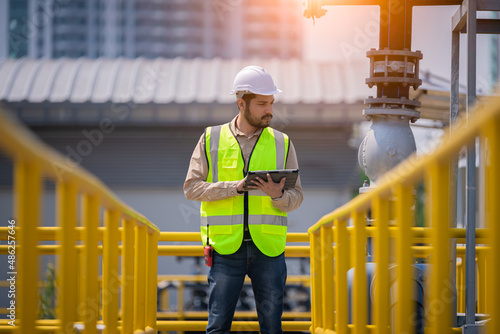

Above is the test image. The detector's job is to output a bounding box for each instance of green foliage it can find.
[38,262,56,319]
[415,182,425,228]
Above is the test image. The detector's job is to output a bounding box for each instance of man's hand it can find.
[237,179,246,193]
[245,173,285,199]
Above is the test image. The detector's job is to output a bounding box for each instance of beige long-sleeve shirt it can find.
[184,116,303,212]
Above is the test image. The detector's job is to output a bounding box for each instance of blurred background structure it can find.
[1,0,303,59]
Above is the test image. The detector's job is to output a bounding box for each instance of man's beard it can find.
[243,105,272,129]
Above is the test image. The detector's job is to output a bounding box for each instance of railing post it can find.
[334,219,348,334]
[456,255,464,313]
[15,160,41,334]
[427,162,451,334]
[352,210,367,334]
[395,184,413,333]
[483,117,500,333]
[78,243,85,322]
[476,250,485,314]
[122,219,135,334]
[146,230,159,333]
[310,230,323,333]
[103,210,120,334]
[320,224,334,332]
[134,225,148,332]
[82,194,99,334]
[178,282,185,321]
[57,181,78,334]
[373,196,389,334]
[160,288,169,311]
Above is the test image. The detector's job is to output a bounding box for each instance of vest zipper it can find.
[229,125,262,241]
[243,134,261,240]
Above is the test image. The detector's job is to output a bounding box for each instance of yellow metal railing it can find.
[455,246,488,315]
[155,275,311,318]
[308,94,500,334]
[154,232,312,332]
[0,109,160,333]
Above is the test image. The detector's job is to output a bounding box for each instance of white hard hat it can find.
[230,65,282,96]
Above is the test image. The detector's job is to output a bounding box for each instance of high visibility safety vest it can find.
[200,123,290,257]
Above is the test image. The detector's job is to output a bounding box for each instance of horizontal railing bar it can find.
[156,320,311,331]
[308,325,463,334]
[157,311,311,319]
[347,226,488,239]
[0,244,489,258]
[1,226,489,244]
[1,244,488,259]
[0,324,463,333]
[0,228,309,243]
[0,319,312,333]
[158,245,310,257]
[1,225,489,246]
[0,274,310,293]
[310,224,489,240]
[156,274,310,283]
[0,322,466,333]
[158,231,309,242]
[0,226,105,241]
[159,231,201,242]
[155,245,309,257]
[284,233,310,242]
[0,245,312,257]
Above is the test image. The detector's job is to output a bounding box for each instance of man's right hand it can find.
[237,178,246,193]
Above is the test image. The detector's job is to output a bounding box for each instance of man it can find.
[184,65,303,334]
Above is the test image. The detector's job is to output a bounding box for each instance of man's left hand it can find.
[247,173,285,199]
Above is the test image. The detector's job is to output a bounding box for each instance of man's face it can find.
[242,94,275,129]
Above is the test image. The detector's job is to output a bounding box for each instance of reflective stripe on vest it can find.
[200,123,289,256]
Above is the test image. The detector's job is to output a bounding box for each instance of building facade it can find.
[0,0,303,59]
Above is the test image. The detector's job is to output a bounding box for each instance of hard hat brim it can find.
[230,88,282,96]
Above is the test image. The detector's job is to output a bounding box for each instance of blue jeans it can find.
[206,240,287,334]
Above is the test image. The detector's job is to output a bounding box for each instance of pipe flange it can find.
[366,49,423,59]
[364,96,422,109]
[363,107,421,119]
[365,77,423,88]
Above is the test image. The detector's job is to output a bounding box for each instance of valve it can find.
[303,0,328,20]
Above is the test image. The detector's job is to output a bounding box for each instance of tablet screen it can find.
[244,169,299,190]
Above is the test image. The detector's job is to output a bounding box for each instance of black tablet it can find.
[244,169,299,191]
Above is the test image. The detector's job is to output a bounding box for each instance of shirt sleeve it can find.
[183,132,241,202]
[270,140,304,212]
